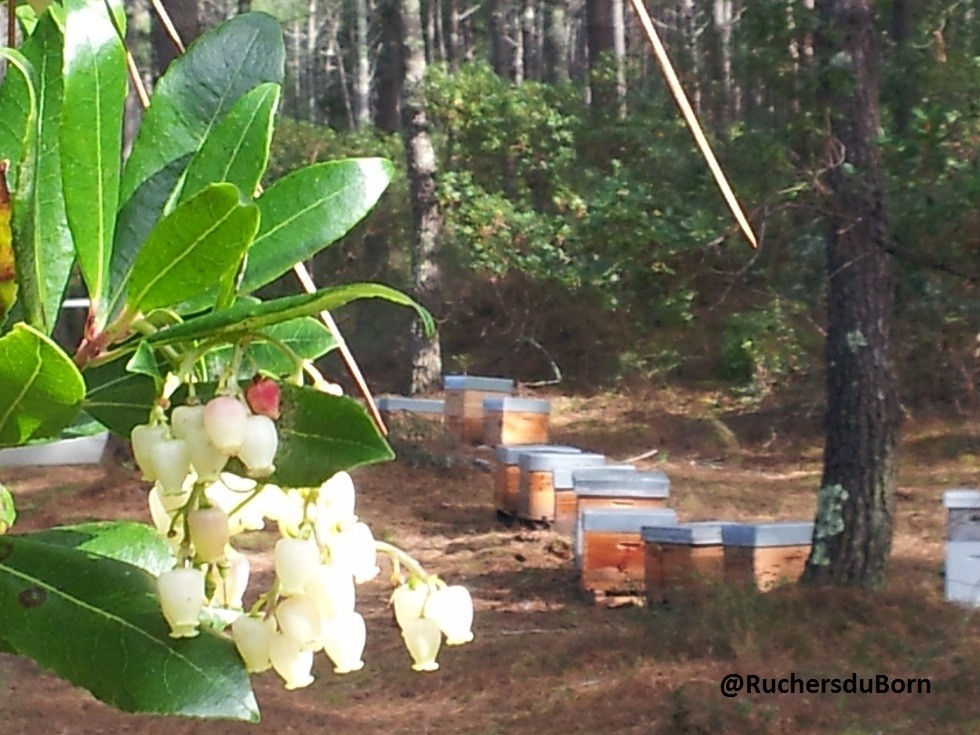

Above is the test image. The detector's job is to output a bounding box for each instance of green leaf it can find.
[179,82,280,204]
[241,158,393,294]
[0,322,84,447]
[0,49,38,190]
[0,483,15,535]
[206,315,336,378]
[146,282,433,347]
[271,384,394,487]
[16,13,76,335]
[123,183,259,315]
[120,13,284,206]
[23,521,173,576]
[82,356,157,437]
[60,0,128,317]
[126,340,163,384]
[0,534,258,721]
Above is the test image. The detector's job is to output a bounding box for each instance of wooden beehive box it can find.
[482,396,550,446]
[551,465,637,536]
[443,375,514,444]
[577,507,678,596]
[722,522,814,592]
[642,522,735,605]
[493,444,581,518]
[567,469,670,538]
[376,396,445,425]
[943,489,980,607]
[517,451,606,523]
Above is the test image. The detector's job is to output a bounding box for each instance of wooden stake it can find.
[626,0,758,249]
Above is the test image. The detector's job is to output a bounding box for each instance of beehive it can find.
[943,488,980,608]
[482,397,550,446]
[722,522,813,592]
[568,469,670,538]
[375,396,445,425]
[576,507,678,595]
[551,465,637,536]
[493,444,581,518]
[443,375,514,444]
[517,451,606,523]
[642,522,734,605]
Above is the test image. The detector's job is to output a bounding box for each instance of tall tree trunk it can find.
[151,0,201,78]
[446,0,461,71]
[521,0,539,81]
[306,0,319,124]
[803,0,901,590]
[489,0,512,77]
[399,0,443,394]
[585,0,624,111]
[376,0,403,131]
[353,0,371,128]
[890,0,912,133]
[543,0,570,84]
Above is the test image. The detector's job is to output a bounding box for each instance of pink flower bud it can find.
[187,507,230,563]
[203,396,249,453]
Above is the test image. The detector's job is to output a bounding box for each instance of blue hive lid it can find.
[572,469,670,498]
[494,444,582,464]
[443,375,514,393]
[579,507,679,533]
[519,451,606,474]
[721,522,814,547]
[482,396,551,413]
[642,521,738,546]
[375,396,444,414]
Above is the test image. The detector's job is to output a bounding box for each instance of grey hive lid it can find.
[482,396,551,413]
[573,469,670,498]
[443,375,514,393]
[943,488,980,509]
[722,521,814,547]
[375,396,444,414]
[519,451,606,473]
[494,444,582,464]
[579,507,679,533]
[642,521,738,546]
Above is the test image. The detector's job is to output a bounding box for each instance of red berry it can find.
[245,376,281,420]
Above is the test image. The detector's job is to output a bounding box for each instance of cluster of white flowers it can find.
[131,380,474,689]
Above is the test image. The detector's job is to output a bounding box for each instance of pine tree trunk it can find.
[803,0,901,590]
[490,0,512,77]
[585,0,625,111]
[399,0,443,394]
[353,0,371,128]
[376,0,403,132]
[543,0,570,84]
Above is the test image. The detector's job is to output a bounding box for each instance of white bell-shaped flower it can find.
[305,563,356,620]
[275,594,324,652]
[203,396,250,453]
[237,414,278,478]
[210,550,250,609]
[157,567,205,638]
[321,612,366,674]
[131,423,168,481]
[315,472,357,533]
[187,507,230,563]
[423,585,474,645]
[170,404,205,440]
[274,537,321,596]
[268,631,315,690]
[147,483,189,543]
[274,488,307,538]
[401,617,442,672]
[151,438,192,495]
[185,426,230,481]
[231,614,275,673]
[327,522,378,584]
[391,582,429,631]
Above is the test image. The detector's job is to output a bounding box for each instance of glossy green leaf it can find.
[123,183,259,315]
[271,384,394,487]
[0,49,37,190]
[107,154,191,316]
[126,339,163,384]
[241,158,393,294]
[0,534,258,721]
[0,322,84,447]
[23,521,173,576]
[120,13,284,206]
[146,282,433,348]
[60,0,128,316]
[179,82,280,204]
[0,483,15,535]
[206,315,336,378]
[82,356,157,437]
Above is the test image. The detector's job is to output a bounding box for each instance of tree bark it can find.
[376,0,403,131]
[399,0,443,394]
[585,0,625,111]
[353,0,372,128]
[489,0,512,77]
[543,0,570,84]
[803,0,901,590]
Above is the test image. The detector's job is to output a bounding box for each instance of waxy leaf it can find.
[241,158,393,294]
[206,315,336,378]
[179,82,280,204]
[0,534,258,721]
[60,0,127,316]
[271,384,394,487]
[124,183,259,315]
[82,355,158,437]
[120,13,284,206]
[23,521,174,576]
[146,282,433,347]
[0,323,83,447]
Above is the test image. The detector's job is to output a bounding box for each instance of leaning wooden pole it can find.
[626,0,758,249]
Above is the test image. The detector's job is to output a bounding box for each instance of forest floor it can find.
[0,385,978,735]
